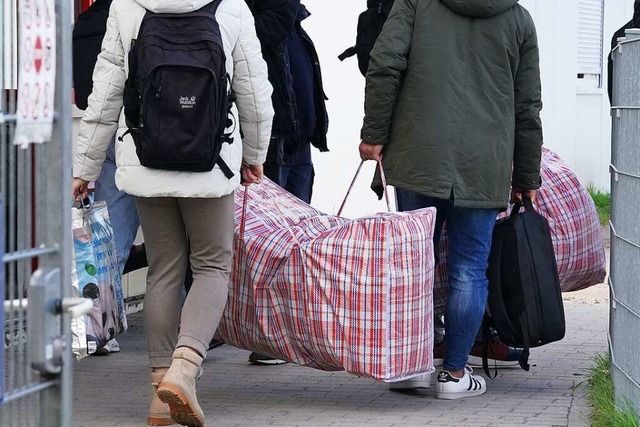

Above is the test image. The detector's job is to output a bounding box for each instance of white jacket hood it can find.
[134,0,211,14]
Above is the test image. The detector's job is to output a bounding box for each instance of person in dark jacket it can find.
[607,0,640,103]
[73,0,112,111]
[244,0,328,366]
[244,0,329,205]
[360,0,543,399]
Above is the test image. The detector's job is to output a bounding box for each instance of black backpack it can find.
[338,0,396,77]
[484,197,566,375]
[121,0,234,177]
[72,0,112,110]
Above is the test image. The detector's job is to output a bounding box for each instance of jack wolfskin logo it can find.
[179,96,197,109]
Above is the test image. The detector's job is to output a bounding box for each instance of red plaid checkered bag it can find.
[215,178,436,382]
[433,148,607,313]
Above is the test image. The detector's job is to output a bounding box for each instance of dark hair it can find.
[82,283,100,299]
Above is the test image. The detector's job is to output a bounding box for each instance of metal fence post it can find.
[1,197,4,404]
[609,28,640,417]
[37,0,73,422]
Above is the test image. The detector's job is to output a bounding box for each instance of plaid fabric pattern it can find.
[433,148,607,313]
[215,179,436,382]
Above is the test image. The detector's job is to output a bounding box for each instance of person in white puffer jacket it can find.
[71,0,273,425]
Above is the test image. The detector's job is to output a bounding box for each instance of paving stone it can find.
[72,302,607,427]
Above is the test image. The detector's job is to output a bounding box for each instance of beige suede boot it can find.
[156,348,205,427]
[148,368,174,426]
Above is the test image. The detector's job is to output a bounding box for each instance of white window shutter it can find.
[577,0,604,77]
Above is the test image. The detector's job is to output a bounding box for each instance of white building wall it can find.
[519,0,582,184]
[572,0,635,191]
[501,0,632,191]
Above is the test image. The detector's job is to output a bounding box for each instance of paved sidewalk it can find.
[73,296,608,427]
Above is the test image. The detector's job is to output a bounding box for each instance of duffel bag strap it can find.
[337,160,390,217]
[238,184,302,247]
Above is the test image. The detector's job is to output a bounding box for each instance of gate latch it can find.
[28,268,92,375]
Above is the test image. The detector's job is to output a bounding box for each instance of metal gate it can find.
[1,0,78,424]
[610,28,640,416]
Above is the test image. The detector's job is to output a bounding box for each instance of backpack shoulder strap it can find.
[517,313,531,371]
[481,319,499,379]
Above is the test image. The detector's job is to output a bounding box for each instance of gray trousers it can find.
[136,195,233,368]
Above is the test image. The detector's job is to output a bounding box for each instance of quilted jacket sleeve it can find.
[73,3,126,182]
[232,1,274,166]
[360,0,416,146]
[512,14,543,190]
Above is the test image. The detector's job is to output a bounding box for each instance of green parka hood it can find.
[440,0,519,18]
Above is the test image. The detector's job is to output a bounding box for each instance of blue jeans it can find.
[94,138,140,275]
[264,137,315,204]
[396,188,497,371]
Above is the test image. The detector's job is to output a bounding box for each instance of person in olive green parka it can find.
[359,0,543,399]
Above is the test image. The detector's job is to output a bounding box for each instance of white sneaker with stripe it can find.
[435,367,486,400]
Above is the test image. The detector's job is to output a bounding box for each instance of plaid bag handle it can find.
[239,185,249,242]
[337,160,391,217]
[238,184,302,246]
